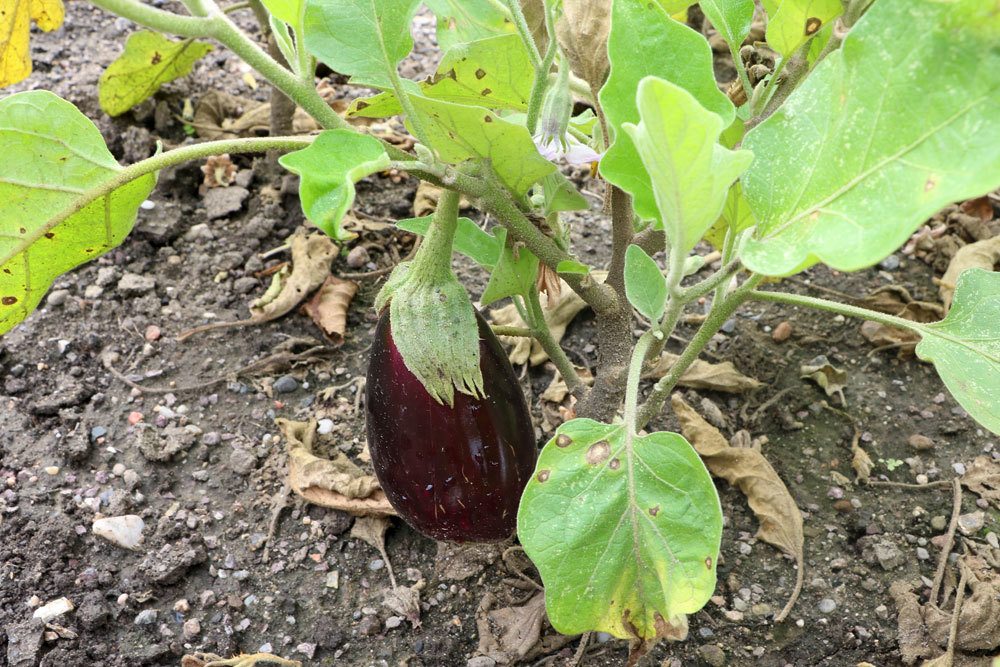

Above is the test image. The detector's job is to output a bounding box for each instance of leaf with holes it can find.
[423,0,516,51]
[347,34,534,118]
[279,130,389,242]
[699,0,755,50]
[741,0,1000,277]
[765,0,841,56]
[916,269,1000,436]
[517,418,722,641]
[599,0,733,223]
[0,91,155,334]
[303,0,420,88]
[409,96,554,195]
[99,31,213,117]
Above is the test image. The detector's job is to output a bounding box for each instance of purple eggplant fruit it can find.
[365,309,537,542]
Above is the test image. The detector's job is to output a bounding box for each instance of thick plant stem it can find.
[410,189,460,280]
[635,274,763,431]
[524,2,559,135]
[624,332,655,433]
[525,290,585,395]
[502,0,543,69]
[89,0,347,133]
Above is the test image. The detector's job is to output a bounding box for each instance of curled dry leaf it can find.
[412,181,471,217]
[960,196,996,223]
[556,0,612,93]
[800,355,847,404]
[301,275,358,345]
[643,352,763,393]
[672,394,804,622]
[489,271,607,365]
[539,366,593,431]
[961,455,1000,509]
[193,90,319,139]
[201,154,237,188]
[939,235,1000,309]
[858,285,943,355]
[383,580,425,627]
[475,592,548,665]
[890,581,934,664]
[278,418,395,516]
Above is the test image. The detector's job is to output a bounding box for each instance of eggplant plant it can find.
[2,0,1000,657]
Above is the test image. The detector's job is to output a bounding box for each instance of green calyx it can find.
[374,189,485,406]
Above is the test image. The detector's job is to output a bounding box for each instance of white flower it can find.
[533,120,602,165]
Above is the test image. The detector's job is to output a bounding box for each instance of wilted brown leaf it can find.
[672,394,804,622]
[301,275,357,345]
[383,580,425,627]
[961,456,1000,510]
[412,181,471,217]
[193,90,319,139]
[476,592,547,665]
[800,355,847,403]
[201,154,237,188]
[960,196,996,223]
[279,419,395,516]
[556,0,611,93]
[889,581,934,664]
[939,235,1000,309]
[644,352,763,393]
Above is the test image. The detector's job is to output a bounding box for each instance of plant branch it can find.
[525,290,585,395]
[624,332,655,432]
[525,3,559,135]
[748,289,924,333]
[635,274,763,430]
[606,186,634,295]
[502,0,543,69]
[90,0,214,35]
[492,325,534,338]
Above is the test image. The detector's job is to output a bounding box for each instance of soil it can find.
[2,3,998,667]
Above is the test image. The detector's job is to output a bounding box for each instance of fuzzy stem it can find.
[748,289,925,332]
[409,189,460,280]
[525,289,585,394]
[525,2,559,135]
[624,332,654,432]
[502,0,543,69]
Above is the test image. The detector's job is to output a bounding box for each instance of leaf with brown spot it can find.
[672,394,804,622]
[644,352,763,393]
[279,418,395,516]
[301,275,357,345]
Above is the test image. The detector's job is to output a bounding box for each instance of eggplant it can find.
[365,309,537,542]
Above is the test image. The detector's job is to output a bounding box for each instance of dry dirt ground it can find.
[1,3,998,667]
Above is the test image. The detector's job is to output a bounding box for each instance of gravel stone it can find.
[273,375,299,393]
[697,644,726,667]
[818,598,836,613]
[204,186,250,220]
[117,273,157,297]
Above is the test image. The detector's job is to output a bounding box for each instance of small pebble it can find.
[818,598,836,614]
[92,515,145,550]
[317,419,335,435]
[771,321,792,343]
[127,412,144,425]
[144,325,161,342]
[33,597,74,622]
[916,547,930,560]
[879,254,900,271]
[385,616,403,629]
[273,375,299,393]
[134,609,158,625]
[346,245,371,268]
[183,618,201,639]
[908,434,934,450]
[957,511,985,536]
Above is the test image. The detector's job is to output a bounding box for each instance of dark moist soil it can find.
[2,4,998,667]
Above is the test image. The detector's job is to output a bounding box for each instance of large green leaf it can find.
[396,215,502,268]
[623,77,752,256]
[303,0,420,88]
[765,0,841,57]
[98,31,212,117]
[278,130,390,242]
[410,96,554,195]
[423,0,515,51]
[699,0,754,49]
[480,231,538,306]
[599,0,733,222]
[347,34,534,118]
[741,0,1000,277]
[916,269,1000,436]
[260,0,303,25]
[518,418,722,640]
[0,91,155,334]
[624,244,666,321]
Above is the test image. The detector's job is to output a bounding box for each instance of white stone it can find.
[92,515,145,550]
[33,597,74,622]
[317,419,335,435]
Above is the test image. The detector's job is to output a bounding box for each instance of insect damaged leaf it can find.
[98,32,213,117]
[518,418,722,641]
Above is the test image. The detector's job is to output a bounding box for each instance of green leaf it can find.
[542,171,588,214]
[623,77,752,256]
[0,91,156,335]
[98,32,212,117]
[766,0,841,57]
[599,0,734,222]
[423,0,516,51]
[278,130,390,242]
[556,259,590,275]
[741,0,1000,277]
[410,96,555,195]
[396,216,502,268]
[303,0,420,88]
[624,244,667,321]
[518,418,722,640]
[480,232,538,306]
[699,0,755,49]
[916,269,1000,436]
[704,181,755,249]
[260,0,303,25]
[347,34,534,118]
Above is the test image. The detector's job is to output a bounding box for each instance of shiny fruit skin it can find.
[365,309,537,542]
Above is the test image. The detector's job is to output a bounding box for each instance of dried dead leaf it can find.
[475,592,547,665]
[279,419,395,516]
[800,355,847,404]
[383,580,425,627]
[890,581,934,664]
[939,235,1000,309]
[412,181,471,217]
[536,264,562,306]
[960,196,996,223]
[201,154,237,188]
[556,0,611,93]
[301,276,357,345]
[193,90,319,139]
[860,320,921,356]
[540,367,594,403]
[852,441,874,482]
[858,285,943,322]
[644,352,763,393]
[961,456,1000,509]
[672,394,804,622]
[924,561,1000,652]
[489,272,607,366]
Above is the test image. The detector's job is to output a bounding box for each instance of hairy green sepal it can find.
[374,190,484,406]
